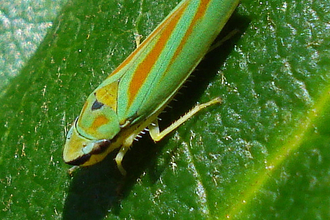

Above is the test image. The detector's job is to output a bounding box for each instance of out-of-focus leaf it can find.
[0,0,68,91]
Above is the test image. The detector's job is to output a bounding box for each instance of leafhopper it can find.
[63,0,239,175]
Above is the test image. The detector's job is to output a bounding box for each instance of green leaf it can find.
[1,0,330,219]
[0,0,69,92]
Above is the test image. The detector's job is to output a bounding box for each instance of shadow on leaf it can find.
[62,12,248,220]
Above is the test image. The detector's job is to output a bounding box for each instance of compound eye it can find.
[90,139,111,154]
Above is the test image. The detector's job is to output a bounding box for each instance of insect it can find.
[63,0,239,175]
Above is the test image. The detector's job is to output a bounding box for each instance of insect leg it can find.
[149,97,222,142]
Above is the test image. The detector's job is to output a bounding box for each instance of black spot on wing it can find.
[91,99,104,110]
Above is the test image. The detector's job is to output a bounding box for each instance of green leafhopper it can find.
[64,0,239,175]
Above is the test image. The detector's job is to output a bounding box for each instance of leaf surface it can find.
[0,0,329,219]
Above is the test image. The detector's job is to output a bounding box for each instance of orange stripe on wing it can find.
[105,3,185,80]
[127,2,190,107]
[162,0,211,80]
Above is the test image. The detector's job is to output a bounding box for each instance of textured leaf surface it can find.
[0,0,329,219]
[0,0,68,91]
